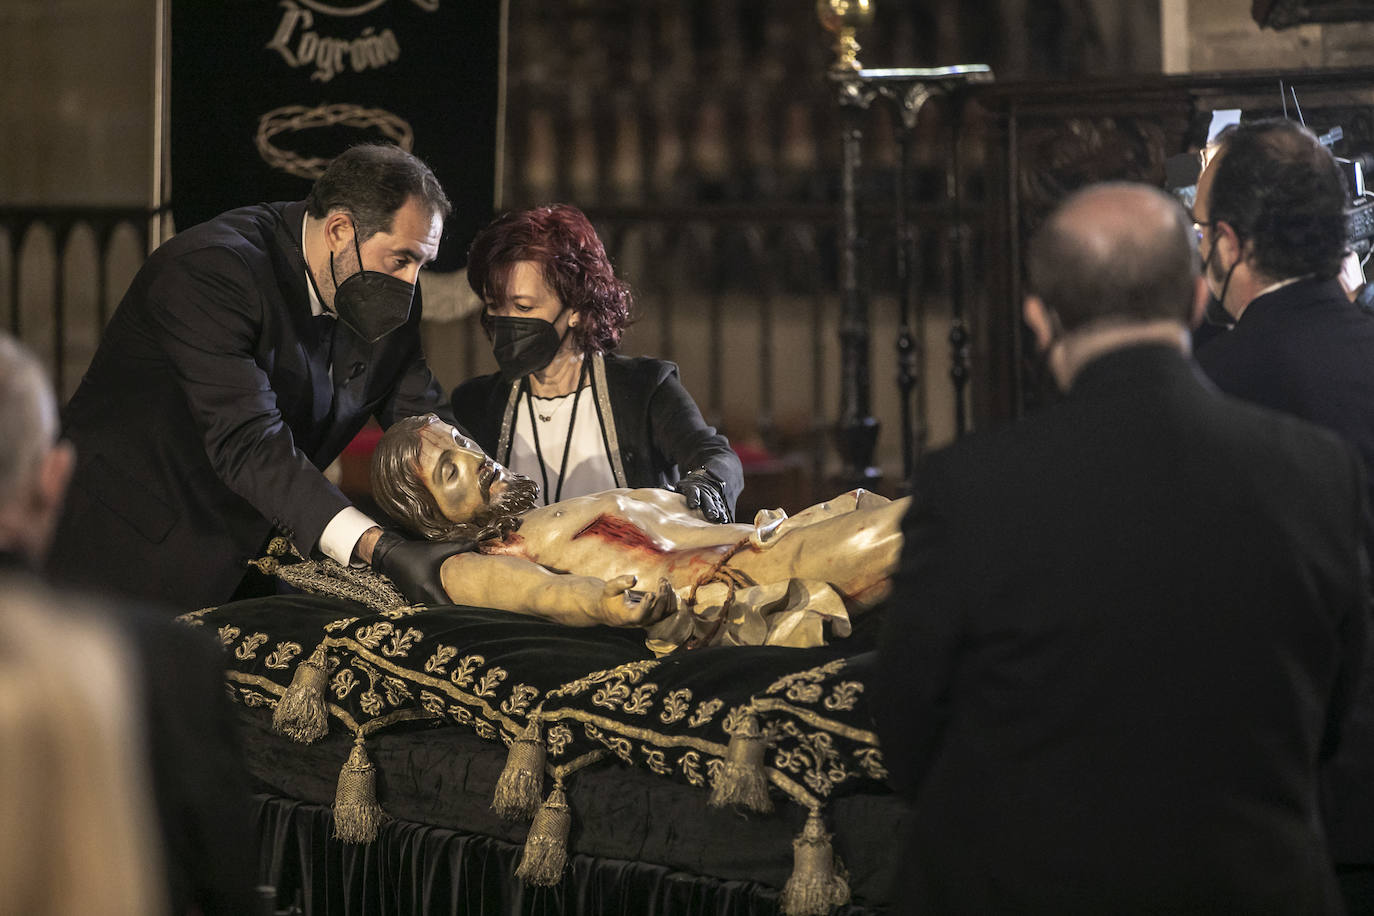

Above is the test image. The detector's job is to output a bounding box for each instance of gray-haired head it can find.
[0,335,58,511]
[0,334,72,563]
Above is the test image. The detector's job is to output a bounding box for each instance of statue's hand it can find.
[672,469,731,523]
[600,575,676,627]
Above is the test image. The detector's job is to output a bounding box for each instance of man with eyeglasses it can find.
[1193,117,1374,915]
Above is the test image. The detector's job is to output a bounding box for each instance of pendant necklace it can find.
[524,358,589,505]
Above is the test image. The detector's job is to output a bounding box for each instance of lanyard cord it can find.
[523,358,589,505]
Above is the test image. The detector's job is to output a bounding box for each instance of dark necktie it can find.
[315,314,336,373]
[300,315,337,455]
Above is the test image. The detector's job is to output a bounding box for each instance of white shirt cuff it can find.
[320,506,379,567]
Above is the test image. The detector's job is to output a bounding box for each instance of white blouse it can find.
[507,386,617,504]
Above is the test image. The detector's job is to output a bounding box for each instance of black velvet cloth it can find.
[199,595,890,803]
[240,708,906,906]
[254,794,891,915]
[193,593,905,910]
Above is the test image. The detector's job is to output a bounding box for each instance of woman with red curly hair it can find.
[452,204,742,521]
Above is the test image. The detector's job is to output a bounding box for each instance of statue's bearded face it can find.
[414,420,537,526]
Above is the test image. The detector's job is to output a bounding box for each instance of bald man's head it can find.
[1027,182,1200,334]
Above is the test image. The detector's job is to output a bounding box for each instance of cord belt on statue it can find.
[679,537,754,650]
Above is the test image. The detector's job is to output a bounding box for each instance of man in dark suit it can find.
[48,143,462,610]
[1194,119,1374,913]
[1193,119,1374,513]
[0,331,259,915]
[874,182,1368,914]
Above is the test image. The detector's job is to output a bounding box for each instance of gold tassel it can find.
[493,717,546,821]
[272,643,330,743]
[515,782,571,886]
[708,712,773,812]
[780,809,850,916]
[332,735,385,844]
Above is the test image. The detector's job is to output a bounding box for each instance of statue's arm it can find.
[438,553,674,627]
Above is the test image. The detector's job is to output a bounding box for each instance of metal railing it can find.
[1,206,153,397]
[3,197,971,511]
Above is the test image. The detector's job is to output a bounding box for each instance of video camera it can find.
[1334,140,1374,258]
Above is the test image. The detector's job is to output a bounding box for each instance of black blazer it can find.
[49,201,452,608]
[1197,277,1374,865]
[875,345,1367,914]
[451,352,743,516]
[1197,276,1374,516]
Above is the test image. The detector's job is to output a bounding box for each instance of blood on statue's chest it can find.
[571,513,667,554]
[486,508,728,585]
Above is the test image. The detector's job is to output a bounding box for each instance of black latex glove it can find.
[672,469,731,523]
[371,530,475,606]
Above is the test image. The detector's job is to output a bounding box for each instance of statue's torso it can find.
[480,488,750,588]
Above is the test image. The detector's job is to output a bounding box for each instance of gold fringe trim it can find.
[780,809,850,916]
[709,712,772,812]
[272,643,330,743]
[515,782,571,886]
[493,717,546,821]
[333,735,385,843]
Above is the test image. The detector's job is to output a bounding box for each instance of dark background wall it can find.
[4,0,1372,502]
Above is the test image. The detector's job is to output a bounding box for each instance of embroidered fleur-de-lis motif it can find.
[381,626,424,657]
[643,747,671,775]
[824,681,863,711]
[688,698,723,728]
[331,667,357,699]
[501,684,540,716]
[354,621,394,649]
[382,675,413,706]
[660,688,692,723]
[264,641,303,670]
[475,667,508,698]
[424,645,457,675]
[235,632,268,661]
[679,750,706,787]
[546,723,573,757]
[452,654,485,688]
[854,747,887,780]
[420,690,446,716]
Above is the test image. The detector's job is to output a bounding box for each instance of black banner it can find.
[170,0,502,270]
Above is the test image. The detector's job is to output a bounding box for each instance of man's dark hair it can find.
[1026,182,1199,333]
[371,414,537,543]
[1208,119,1348,281]
[305,144,452,243]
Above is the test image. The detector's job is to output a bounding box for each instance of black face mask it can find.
[329,226,415,343]
[486,313,570,383]
[1200,237,1238,328]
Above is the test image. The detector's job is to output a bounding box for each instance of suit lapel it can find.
[269,200,339,460]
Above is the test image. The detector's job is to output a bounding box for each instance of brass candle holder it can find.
[817,0,875,73]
